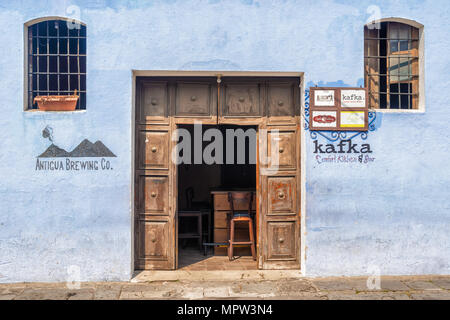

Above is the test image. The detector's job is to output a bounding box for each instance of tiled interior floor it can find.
[178,247,257,271]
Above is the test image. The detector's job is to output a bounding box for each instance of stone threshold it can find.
[132,270,305,282]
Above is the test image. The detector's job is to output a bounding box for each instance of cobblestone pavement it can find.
[1,276,449,300]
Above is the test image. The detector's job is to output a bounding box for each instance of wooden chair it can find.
[185,187,211,244]
[227,192,256,261]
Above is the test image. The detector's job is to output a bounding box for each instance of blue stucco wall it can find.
[0,0,449,282]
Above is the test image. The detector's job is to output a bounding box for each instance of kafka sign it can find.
[308,87,376,164]
[309,87,368,131]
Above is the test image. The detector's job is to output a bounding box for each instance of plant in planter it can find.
[33,90,79,111]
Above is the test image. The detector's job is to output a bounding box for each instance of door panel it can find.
[258,122,300,270]
[266,221,296,260]
[174,80,217,124]
[139,131,169,169]
[135,78,176,270]
[267,81,299,125]
[219,82,263,124]
[138,175,169,215]
[224,84,260,116]
[268,84,294,116]
[139,81,169,124]
[136,218,173,269]
[267,176,296,215]
[175,82,212,116]
[267,130,297,170]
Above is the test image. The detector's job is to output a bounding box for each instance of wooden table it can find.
[211,189,256,256]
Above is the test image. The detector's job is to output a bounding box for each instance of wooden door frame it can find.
[131,71,306,275]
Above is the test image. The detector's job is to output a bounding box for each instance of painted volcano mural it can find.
[39,139,116,158]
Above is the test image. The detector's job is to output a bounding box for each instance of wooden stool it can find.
[227,192,256,261]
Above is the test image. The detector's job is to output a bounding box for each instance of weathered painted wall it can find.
[0,0,449,282]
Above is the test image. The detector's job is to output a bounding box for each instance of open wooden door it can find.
[257,79,301,269]
[134,79,177,270]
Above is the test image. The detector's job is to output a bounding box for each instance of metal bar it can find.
[67,31,70,94]
[387,22,391,109]
[57,20,60,94]
[367,73,419,77]
[365,37,419,40]
[31,36,87,39]
[30,54,87,56]
[30,72,87,75]
[364,55,418,58]
[369,92,417,96]
[77,31,81,109]
[46,21,49,96]
[29,90,86,93]
[36,23,40,105]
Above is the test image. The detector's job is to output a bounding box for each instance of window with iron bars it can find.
[27,19,86,110]
[364,21,419,110]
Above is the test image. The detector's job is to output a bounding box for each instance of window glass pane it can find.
[70,75,78,91]
[59,38,68,54]
[390,94,399,109]
[30,24,37,36]
[380,22,388,38]
[38,56,47,72]
[401,94,410,109]
[49,38,58,54]
[379,75,387,94]
[80,75,86,91]
[48,20,58,37]
[69,38,78,54]
[32,74,37,90]
[400,83,409,93]
[39,75,48,90]
[38,21,47,37]
[80,56,86,73]
[58,20,68,37]
[80,25,86,37]
[389,57,400,82]
[398,24,410,39]
[399,40,409,51]
[49,56,57,73]
[398,57,411,81]
[32,37,37,54]
[59,56,68,73]
[69,56,78,73]
[380,94,387,109]
[69,24,79,37]
[390,83,399,93]
[49,74,58,91]
[79,39,86,54]
[390,40,398,53]
[32,56,37,72]
[60,74,68,91]
[389,22,399,39]
[38,37,47,54]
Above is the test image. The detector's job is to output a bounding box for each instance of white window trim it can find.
[23,16,86,111]
[365,17,425,113]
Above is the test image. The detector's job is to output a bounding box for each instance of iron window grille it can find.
[27,19,86,110]
[364,21,419,110]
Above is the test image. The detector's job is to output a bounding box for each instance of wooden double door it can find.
[134,76,302,270]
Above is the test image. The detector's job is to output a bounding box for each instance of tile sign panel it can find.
[309,87,368,131]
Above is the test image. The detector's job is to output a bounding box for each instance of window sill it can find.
[370,108,425,114]
[24,109,87,114]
